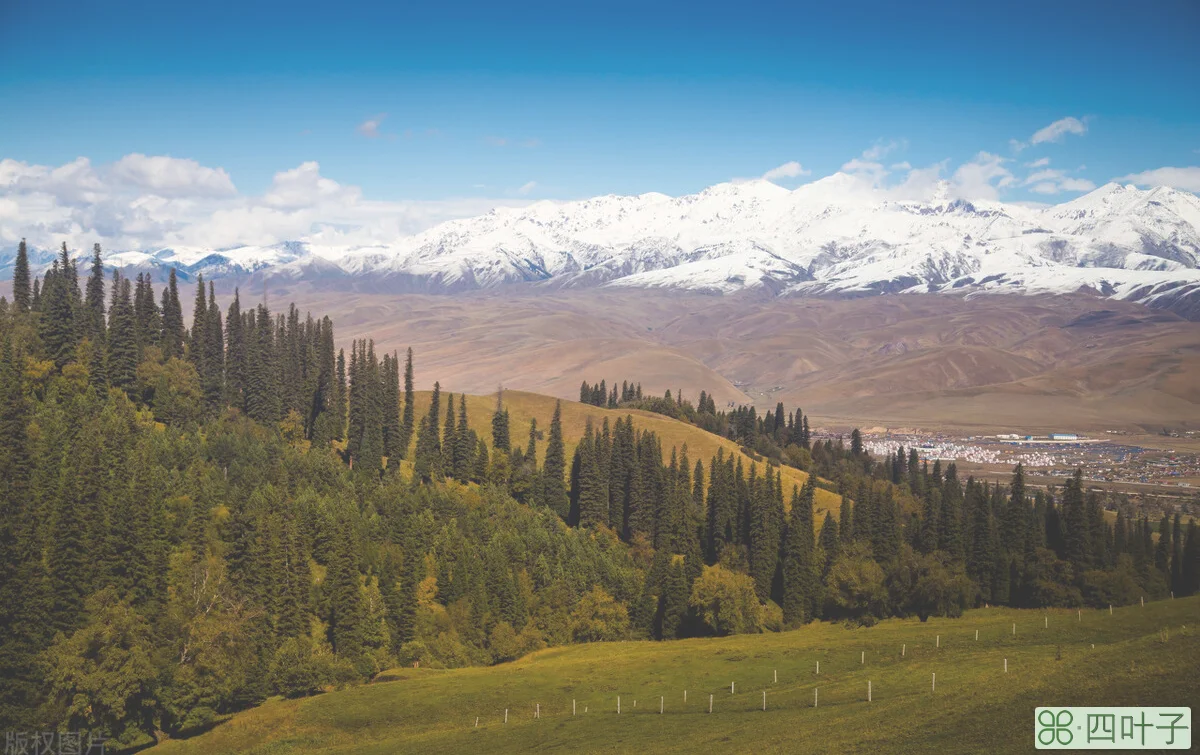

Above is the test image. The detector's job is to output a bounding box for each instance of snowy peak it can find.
[6,181,1200,319]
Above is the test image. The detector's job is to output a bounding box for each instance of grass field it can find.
[157,597,1200,754]
[406,390,843,518]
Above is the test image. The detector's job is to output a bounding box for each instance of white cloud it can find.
[515,181,538,196]
[761,161,810,181]
[890,161,911,171]
[862,139,905,161]
[356,114,388,138]
[263,161,359,210]
[1031,116,1088,145]
[110,154,236,197]
[1117,166,1200,192]
[1019,164,1095,195]
[0,154,534,252]
[1024,168,1065,185]
[949,152,1014,200]
[840,158,889,187]
[1059,177,1097,192]
[1025,157,1051,168]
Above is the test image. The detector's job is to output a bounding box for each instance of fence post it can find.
[661,696,664,715]
[902,643,906,657]
[617,696,620,715]
[816,660,820,675]
[975,629,978,641]
[505,709,508,724]
[814,688,818,708]
[1004,658,1007,673]
[709,694,713,714]
[868,680,872,702]
[932,673,936,693]
[573,699,576,716]
[861,651,865,664]
[774,669,777,684]
[731,682,735,694]
[763,690,767,711]
[936,635,940,648]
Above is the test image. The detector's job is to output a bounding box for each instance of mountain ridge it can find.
[4,177,1200,318]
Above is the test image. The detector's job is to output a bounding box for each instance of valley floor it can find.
[157,598,1200,754]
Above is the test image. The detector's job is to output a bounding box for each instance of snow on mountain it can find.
[6,178,1200,317]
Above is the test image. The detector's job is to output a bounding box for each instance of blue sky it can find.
[0,0,1197,249]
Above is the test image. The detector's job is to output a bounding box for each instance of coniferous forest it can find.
[1,241,1199,749]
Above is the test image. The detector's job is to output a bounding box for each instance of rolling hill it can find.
[407,390,842,517]
[154,597,1200,754]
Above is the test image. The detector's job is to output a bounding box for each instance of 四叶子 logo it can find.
[1034,707,1190,749]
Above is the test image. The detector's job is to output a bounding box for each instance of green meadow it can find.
[158,597,1200,754]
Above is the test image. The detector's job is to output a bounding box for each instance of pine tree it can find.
[1061,469,1089,570]
[413,382,442,483]
[749,465,782,602]
[41,243,79,368]
[326,519,364,661]
[539,401,568,518]
[455,394,473,481]
[105,274,138,392]
[782,481,816,625]
[160,268,186,359]
[11,238,30,313]
[442,392,458,478]
[189,275,207,370]
[397,348,415,458]
[491,390,511,454]
[224,289,245,406]
[576,422,607,528]
[202,281,225,414]
[381,353,402,464]
[83,244,107,388]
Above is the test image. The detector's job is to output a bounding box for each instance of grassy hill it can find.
[157,597,1199,754]
[407,390,843,518]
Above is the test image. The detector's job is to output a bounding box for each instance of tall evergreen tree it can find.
[491,390,511,454]
[160,268,186,359]
[782,481,817,625]
[397,348,415,458]
[105,274,138,392]
[539,401,568,519]
[83,244,107,387]
[11,238,31,313]
[455,394,473,481]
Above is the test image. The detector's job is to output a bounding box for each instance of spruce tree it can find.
[381,353,401,464]
[106,274,138,392]
[202,282,225,414]
[491,390,511,453]
[539,401,568,518]
[160,268,186,359]
[397,348,415,457]
[41,244,79,368]
[326,520,364,661]
[83,244,107,387]
[442,392,458,478]
[455,394,473,481]
[782,481,816,625]
[11,238,30,313]
[413,382,442,483]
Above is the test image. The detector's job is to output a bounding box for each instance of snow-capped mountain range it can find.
[5,175,1200,317]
